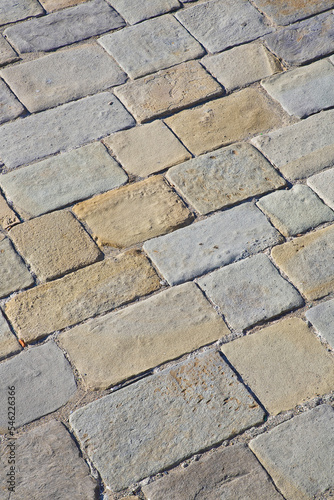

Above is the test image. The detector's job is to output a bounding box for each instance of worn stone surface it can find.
[0,192,19,228]
[98,15,204,79]
[0,0,43,26]
[59,283,229,390]
[222,318,334,415]
[0,238,34,298]
[0,310,20,361]
[250,405,334,500]
[40,0,87,11]
[107,0,180,24]
[306,298,334,348]
[0,35,17,66]
[251,0,334,26]
[166,143,285,215]
[70,351,264,491]
[0,92,134,170]
[114,61,223,123]
[308,167,334,210]
[5,250,160,342]
[144,202,282,285]
[0,79,24,125]
[73,175,193,248]
[165,88,283,156]
[104,121,190,177]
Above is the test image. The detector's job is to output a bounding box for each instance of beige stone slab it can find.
[222,318,334,415]
[73,175,194,247]
[0,238,34,298]
[0,310,21,361]
[0,35,17,66]
[0,193,19,229]
[40,0,87,12]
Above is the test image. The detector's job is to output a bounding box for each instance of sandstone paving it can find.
[0,35,17,66]
[251,0,334,26]
[0,79,24,125]
[0,310,20,361]
[107,0,180,25]
[306,299,334,348]
[308,167,334,210]
[0,238,34,298]
[40,0,88,11]
[69,351,265,491]
[0,192,19,228]
[0,0,43,26]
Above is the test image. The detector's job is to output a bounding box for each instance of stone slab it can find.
[107,0,180,24]
[0,310,20,361]
[143,202,282,285]
[5,250,160,342]
[251,0,334,26]
[0,238,34,298]
[0,79,24,125]
[308,167,334,210]
[114,60,223,123]
[58,282,229,390]
[0,92,134,170]
[306,298,334,348]
[40,0,87,11]
[250,405,334,499]
[0,0,43,26]
[166,143,285,215]
[70,351,265,491]
[0,35,17,66]
[0,342,77,432]
[98,15,204,79]
[222,318,334,415]
[0,192,19,228]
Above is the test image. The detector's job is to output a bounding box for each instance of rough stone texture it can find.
[114,61,223,123]
[70,351,264,491]
[0,238,34,298]
[0,35,17,66]
[165,88,283,156]
[166,143,285,215]
[142,444,284,500]
[5,250,160,342]
[308,167,334,210]
[306,298,334,348]
[222,318,334,415]
[40,0,87,11]
[9,211,102,282]
[0,310,20,361]
[271,224,334,300]
[250,405,334,500]
[73,176,194,248]
[98,15,204,79]
[251,0,334,26]
[4,0,125,53]
[0,192,19,228]
[0,342,77,432]
[58,283,229,390]
[104,121,191,177]
[0,92,134,170]
[0,0,43,26]
[144,202,282,285]
[197,254,303,332]
[262,60,334,119]
[176,0,271,54]
[1,44,127,113]
[0,79,24,125]
[0,143,128,219]
[107,0,180,24]
[257,185,334,237]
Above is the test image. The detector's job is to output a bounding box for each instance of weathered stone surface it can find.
[73,176,193,248]
[257,185,334,237]
[165,88,283,156]
[107,0,180,24]
[0,238,34,298]
[1,44,127,113]
[166,143,285,215]
[306,298,334,348]
[0,192,19,228]
[0,92,134,170]
[222,318,334,415]
[144,202,282,285]
[271,225,334,300]
[198,254,303,332]
[251,0,334,26]
[70,351,264,491]
[0,0,43,26]
[0,310,20,361]
[40,0,87,11]
[308,167,334,210]
[4,0,125,53]
[104,121,190,177]
[0,342,77,432]
[262,60,334,118]
[9,211,102,282]
[98,15,204,79]
[0,143,128,218]
[59,283,229,390]
[0,35,17,66]
[114,61,223,123]
[5,250,160,342]
[250,405,334,499]
[0,79,24,125]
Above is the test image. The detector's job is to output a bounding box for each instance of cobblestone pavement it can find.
[0,1,333,499]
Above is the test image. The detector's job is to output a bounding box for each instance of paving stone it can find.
[70,350,265,491]
[0,79,24,125]
[1,44,127,113]
[306,298,334,348]
[0,238,34,298]
[0,0,43,26]
[9,211,102,282]
[308,167,334,210]
[0,310,20,361]
[0,192,19,228]
[257,185,334,237]
[0,342,77,432]
[40,0,87,12]
[103,121,191,178]
[271,225,334,300]
[251,0,334,26]
[166,143,285,215]
[0,143,128,219]
[262,59,334,119]
[4,0,125,53]
[222,318,334,415]
[106,0,180,24]
[59,283,229,390]
[250,405,334,499]
[0,35,17,66]
[165,88,283,156]
[0,92,134,170]
[4,250,160,342]
[73,175,193,248]
[98,15,204,79]
[176,0,271,54]
[114,60,223,123]
[144,202,282,285]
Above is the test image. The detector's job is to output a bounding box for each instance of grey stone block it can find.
[308,167,334,210]
[106,0,180,24]
[0,0,43,26]
[0,35,17,66]
[306,298,334,348]
[251,0,334,26]
[0,79,24,125]
[0,310,21,361]
[0,238,34,298]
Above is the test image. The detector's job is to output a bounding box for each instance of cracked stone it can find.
[0,192,19,228]
[0,238,34,299]
[308,167,334,210]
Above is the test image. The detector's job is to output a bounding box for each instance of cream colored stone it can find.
[40,0,87,12]
[0,193,19,229]
[0,310,21,361]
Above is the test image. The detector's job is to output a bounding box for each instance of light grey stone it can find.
[0,238,34,298]
[70,350,264,491]
[0,0,43,26]
[106,0,180,24]
[306,299,334,348]
[0,79,24,125]
[0,35,17,66]
[0,310,21,361]
[308,167,334,210]
[143,202,282,285]
[251,0,334,26]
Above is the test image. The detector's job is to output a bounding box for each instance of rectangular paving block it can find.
[0,35,17,66]
[70,350,265,491]
[0,0,43,26]
[143,202,282,285]
[306,298,334,348]
[40,0,87,11]
[251,0,334,26]
[308,167,334,210]
[0,192,19,228]
[0,79,24,125]
[0,238,34,298]
[107,0,180,24]
[0,310,20,361]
